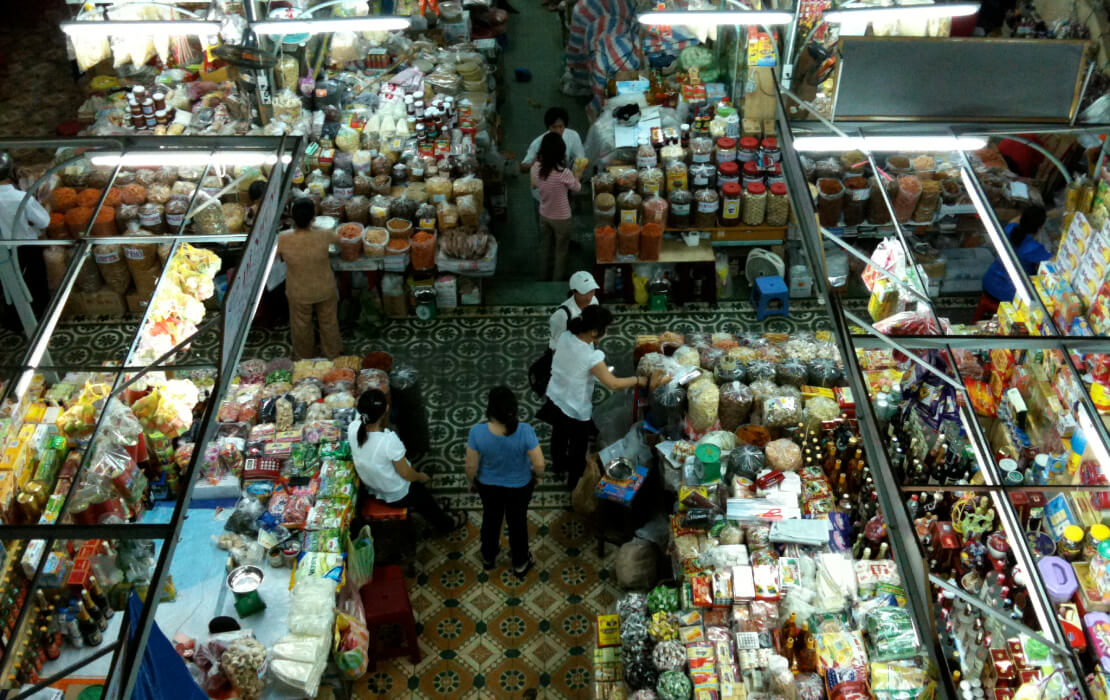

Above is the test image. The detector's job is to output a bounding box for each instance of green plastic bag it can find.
[346,524,375,590]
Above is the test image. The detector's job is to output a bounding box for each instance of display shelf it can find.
[596,238,715,266]
[664,224,787,245]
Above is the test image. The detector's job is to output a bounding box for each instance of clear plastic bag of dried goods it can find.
[775,358,808,388]
[763,395,803,429]
[806,358,843,388]
[714,355,747,383]
[746,360,776,384]
[718,381,753,431]
[687,379,719,432]
[650,381,686,434]
[764,438,801,472]
[804,395,840,430]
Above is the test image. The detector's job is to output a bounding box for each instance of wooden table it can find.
[594,238,718,305]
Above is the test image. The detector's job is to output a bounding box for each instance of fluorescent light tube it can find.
[251,17,411,34]
[961,167,1032,307]
[90,152,292,167]
[638,10,794,26]
[60,20,221,37]
[823,3,979,22]
[793,135,988,152]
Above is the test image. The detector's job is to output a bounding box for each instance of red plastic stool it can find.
[358,497,415,573]
[360,565,421,667]
[359,497,408,521]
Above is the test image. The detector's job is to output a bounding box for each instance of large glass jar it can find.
[912,179,941,223]
[665,161,688,194]
[642,195,669,226]
[595,193,616,227]
[694,189,719,228]
[669,189,692,228]
[636,138,657,169]
[138,203,165,235]
[742,161,763,189]
[164,196,189,231]
[816,178,844,228]
[690,137,713,164]
[332,169,354,199]
[715,138,737,165]
[638,167,664,198]
[868,177,898,224]
[892,175,922,222]
[842,176,870,227]
[766,183,789,226]
[761,137,780,163]
[743,182,767,225]
[617,191,642,226]
[720,182,742,226]
[718,161,740,189]
[738,136,759,163]
[690,163,716,190]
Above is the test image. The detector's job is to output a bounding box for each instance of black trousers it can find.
[393,482,454,533]
[477,480,534,568]
[548,403,595,490]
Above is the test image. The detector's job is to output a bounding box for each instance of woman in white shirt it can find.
[350,389,464,534]
[542,306,647,490]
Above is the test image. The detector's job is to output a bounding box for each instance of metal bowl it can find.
[604,457,634,481]
[227,565,264,595]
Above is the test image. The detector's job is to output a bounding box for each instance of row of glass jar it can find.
[596,182,789,229]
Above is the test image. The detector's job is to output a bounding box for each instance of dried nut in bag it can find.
[94,244,131,294]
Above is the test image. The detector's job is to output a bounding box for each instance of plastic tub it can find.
[411,231,436,269]
[892,176,922,223]
[65,206,93,238]
[91,207,117,237]
[640,223,663,261]
[386,218,413,240]
[386,238,410,257]
[363,227,388,257]
[618,223,640,257]
[47,213,67,239]
[842,176,870,227]
[337,222,365,261]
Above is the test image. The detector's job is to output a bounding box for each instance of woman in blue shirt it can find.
[466,386,545,577]
[975,206,1050,321]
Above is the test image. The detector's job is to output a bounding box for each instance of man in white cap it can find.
[549,270,600,349]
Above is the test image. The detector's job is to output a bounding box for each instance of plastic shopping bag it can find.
[346,525,375,590]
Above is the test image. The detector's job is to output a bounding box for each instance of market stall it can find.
[60,3,507,312]
[0,134,303,699]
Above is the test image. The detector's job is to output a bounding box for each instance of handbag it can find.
[528,305,571,396]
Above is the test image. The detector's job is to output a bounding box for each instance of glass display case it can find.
[0,135,301,699]
[778,92,1110,698]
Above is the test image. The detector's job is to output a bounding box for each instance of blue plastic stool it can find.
[751,275,790,321]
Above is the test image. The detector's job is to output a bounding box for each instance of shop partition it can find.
[0,135,302,699]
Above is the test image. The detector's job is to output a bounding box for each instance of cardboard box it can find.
[81,288,126,317]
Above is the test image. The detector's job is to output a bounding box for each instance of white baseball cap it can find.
[569,271,599,294]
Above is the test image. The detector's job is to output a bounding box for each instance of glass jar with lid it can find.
[742,161,763,189]
[766,183,789,226]
[738,136,760,163]
[690,137,713,164]
[617,190,642,225]
[694,189,719,228]
[715,138,737,165]
[665,161,688,194]
[636,138,657,169]
[743,182,767,226]
[816,178,845,227]
[718,161,740,188]
[761,137,780,163]
[720,182,742,227]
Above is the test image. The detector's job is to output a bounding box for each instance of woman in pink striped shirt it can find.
[531,132,581,281]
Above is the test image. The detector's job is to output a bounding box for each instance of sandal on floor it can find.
[448,510,468,531]
[481,555,497,570]
[512,554,535,579]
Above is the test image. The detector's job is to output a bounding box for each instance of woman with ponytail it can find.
[465,386,545,577]
[351,389,464,535]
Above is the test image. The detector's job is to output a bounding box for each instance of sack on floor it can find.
[615,537,660,590]
[346,525,375,590]
[571,454,601,514]
[528,348,555,397]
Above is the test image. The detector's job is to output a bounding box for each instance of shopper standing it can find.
[465,387,544,577]
[0,152,50,329]
[548,271,600,349]
[543,306,647,489]
[351,389,465,535]
[532,133,581,282]
[276,198,343,359]
[519,107,587,174]
[975,206,1049,321]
